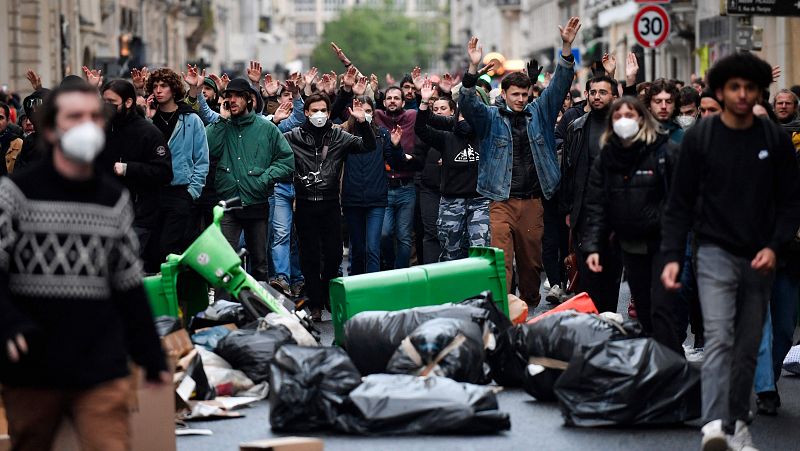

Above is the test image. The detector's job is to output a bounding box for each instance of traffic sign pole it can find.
[634,5,670,80]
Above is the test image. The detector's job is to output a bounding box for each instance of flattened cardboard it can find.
[240,437,324,451]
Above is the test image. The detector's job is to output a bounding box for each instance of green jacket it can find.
[206,111,294,207]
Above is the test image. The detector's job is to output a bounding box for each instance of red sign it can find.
[634,5,670,48]
[635,0,670,3]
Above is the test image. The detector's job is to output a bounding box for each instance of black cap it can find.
[223,78,257,97]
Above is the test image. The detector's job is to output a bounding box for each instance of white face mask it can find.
[364,113,373,124]
[309,111,328,128]
[676,115,696,129]
[59,121,106,164]
[613,117,640,140]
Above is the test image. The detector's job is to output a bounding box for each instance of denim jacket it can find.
[196,93,306,133]
[459,53,575,201]
[167,109,209,200]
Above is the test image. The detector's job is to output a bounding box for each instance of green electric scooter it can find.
[143,197,317,335]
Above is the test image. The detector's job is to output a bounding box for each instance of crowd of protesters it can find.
[1,14,800,451]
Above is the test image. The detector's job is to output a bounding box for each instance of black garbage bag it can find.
[269,345,362,432]
[386,318,489,384]
[554,338,701,427]
[215,325,295,383]
[516,311,639,401]
[154,316,182,337]
[179,351,216,401]
[335,374,511,435]
[343,304,491,375]
[459,291,523,387]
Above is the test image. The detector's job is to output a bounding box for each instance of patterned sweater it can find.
[0,161,166,388]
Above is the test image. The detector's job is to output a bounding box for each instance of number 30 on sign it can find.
[634,5,670,48]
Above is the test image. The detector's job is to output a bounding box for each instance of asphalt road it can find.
[178,284,800,451]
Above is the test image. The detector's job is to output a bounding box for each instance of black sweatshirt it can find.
[661,115,800,262]
[412,108,479,198]
[0,160,167,388]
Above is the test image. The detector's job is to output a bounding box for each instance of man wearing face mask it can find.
[459,19,580,307]
[559,75,623,313]
[412,79,488,261]
[0,83,169,451]
[676,87,700,131]
[284,93,376,321]
[99,80,173,261]
[205,78,295,283]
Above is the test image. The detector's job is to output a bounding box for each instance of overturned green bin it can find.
[329,247,508,344]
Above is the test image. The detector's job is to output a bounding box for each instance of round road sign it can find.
[634,5,670,49]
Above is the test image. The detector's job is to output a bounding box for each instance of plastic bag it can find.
[196,346,231,369]
[175,350,216,401]
[215,325,295,383]
[386,318,489,384]
[202,300,247,323]
[269,345,362,432]
[516,311,640,401]
[343,304,491,375]
[528,292,599,324]
[154,316,181,337]
[554,338,701,426]
[204,366,255,396]
[334,374,511,435]
[263,313,318,347]
[192,325,234,350]
[459,291,522,387]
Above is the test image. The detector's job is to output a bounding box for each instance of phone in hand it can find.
[223,100,231,110]
[149,100,158,110]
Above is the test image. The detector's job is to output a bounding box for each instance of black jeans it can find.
[574,228,623,314]
[220,203,269,282]
[418,185,441,264]
[621,250,660,334]
[543,194,569,288]
[295,199,343,310]
[156,185,195,266]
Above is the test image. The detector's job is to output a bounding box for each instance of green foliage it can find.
[310,6,434,79]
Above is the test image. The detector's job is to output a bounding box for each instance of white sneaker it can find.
[686,347,705,363]
[701,420,729,451]
[546,284,566,304]
[543,278,551,290]
[729,420,758,451]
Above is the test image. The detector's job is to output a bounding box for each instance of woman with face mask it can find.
[581,97,678,334]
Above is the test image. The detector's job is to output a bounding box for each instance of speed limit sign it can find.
[634,5,670,48]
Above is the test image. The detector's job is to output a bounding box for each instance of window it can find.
[294,0,315,12]
[296,22,317,44]
[324,0,345,11]
[259,16,271,33]
[415,0,436,12]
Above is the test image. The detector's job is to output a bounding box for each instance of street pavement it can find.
[178,284,800,451]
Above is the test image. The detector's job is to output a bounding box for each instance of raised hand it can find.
[285,77,300,95]
[526,60,543,81]
[625,52,639,85]
[353,76,368,96]
[263,74,279,96]
[272,101,292,123]
[478,60,498,76]
[343,66,357,88]
[386,73,396,86]
[420,78,436,102]
[220,73,231,91]
[390,125,403,147]
[370,74,379,92]
[182,64,202,88]
[348,98,366,122]
[438,73,454,94]
[330,42,352,67]
[559,16,582,46]
[247,60,263,84]
[601,53,616,77]
[328,71,339,93]
[131,67,149,90]
[411,66,423,91]
[318,74,334,94]
[467,37,483,67]
[303,67,318,88]
[25,69,43,91]
[772,65,781,83]
[82,66,103,88]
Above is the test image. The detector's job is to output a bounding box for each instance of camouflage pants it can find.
[437,196,491,261]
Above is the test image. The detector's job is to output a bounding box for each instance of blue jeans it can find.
[381,184,416,269]
[754,270,800,393]
[268,182,304,284]
[344,206,385,275]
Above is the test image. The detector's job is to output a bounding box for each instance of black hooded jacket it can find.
[98,112,173,226]
[581,133,677,254]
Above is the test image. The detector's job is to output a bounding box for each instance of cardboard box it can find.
[162,329,194,365]
[54,368,176,451]
[240,437,324,451]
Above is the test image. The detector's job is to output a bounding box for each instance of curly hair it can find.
[146,68,185,101]
[643,78,681,118]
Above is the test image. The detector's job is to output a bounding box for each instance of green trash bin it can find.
[329,247,508,344]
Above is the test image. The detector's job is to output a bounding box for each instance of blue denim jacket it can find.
[459,54,575,201]
[167,111,209,200]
